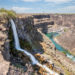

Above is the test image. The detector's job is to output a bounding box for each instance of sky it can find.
[0,0,75,13]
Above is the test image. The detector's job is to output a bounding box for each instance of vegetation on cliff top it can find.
[0,8,16,18]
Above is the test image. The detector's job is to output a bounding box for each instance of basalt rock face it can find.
[15,16,55,52]
[14,15,75,75]
[33,14,75,33]
[0,14,10,75]
[33,14,75,56]
[33,14,54,33]
[33,14,50,19]
[0,15,38,75]
[34,14,75,26]
[15,16,47,53]
[50,14,75,26]
[1,14,75,75]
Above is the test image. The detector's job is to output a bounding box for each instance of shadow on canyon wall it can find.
[14,16,47,54]
[6,15,52,75]
[33,14,50,19]
[33,14,54,34]
[35,21,54,33]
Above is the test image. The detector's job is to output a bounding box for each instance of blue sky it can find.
[0,0,75,13]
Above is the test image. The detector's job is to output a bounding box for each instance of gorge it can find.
[10,19,59,75]
[0,13,75,75]
[46,32,75,61]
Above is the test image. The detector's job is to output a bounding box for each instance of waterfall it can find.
[10,19,38,65]
[10,19,59,75]
[10,19,20,49]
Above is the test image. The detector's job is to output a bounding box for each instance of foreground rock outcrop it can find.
[0,14,38,75]
[0,14,10,75]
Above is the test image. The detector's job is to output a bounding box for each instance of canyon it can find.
[0,13,75,75]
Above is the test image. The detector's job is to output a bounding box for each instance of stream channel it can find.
[46,32,75,62]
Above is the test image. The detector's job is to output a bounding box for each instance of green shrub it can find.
[0,8,16,18]
[64,28,67,32]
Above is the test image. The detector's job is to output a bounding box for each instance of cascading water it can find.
[10,19,38,65]
[10,19,59,75]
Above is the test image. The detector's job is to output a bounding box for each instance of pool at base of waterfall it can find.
[46,32,75,61]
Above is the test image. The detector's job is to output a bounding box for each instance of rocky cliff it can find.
[0,14,10,75]
[33,14,75,56]
[14,15,75,75]
[33,14,75,33]
[50,14,75,26]
[0,14,75,75]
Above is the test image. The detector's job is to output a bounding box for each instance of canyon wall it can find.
[33,14,75,57]
[15,16,44,51]
[0,14,10,75]
[15,15,55,53]
[50,14,75,26]
[0,14,75,75]
[33,14,75,33]
[14,15,75,75]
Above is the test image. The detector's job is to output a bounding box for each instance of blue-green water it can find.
[46,32,75,61]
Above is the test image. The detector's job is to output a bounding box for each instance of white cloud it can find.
[40,5,75,13]
[45,0,72,3]
[22,0,40,2]
[12,6,32,13]
[56,6,75,13]
[22,0,72,3]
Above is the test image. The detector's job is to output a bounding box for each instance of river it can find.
[46,32,75,62]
